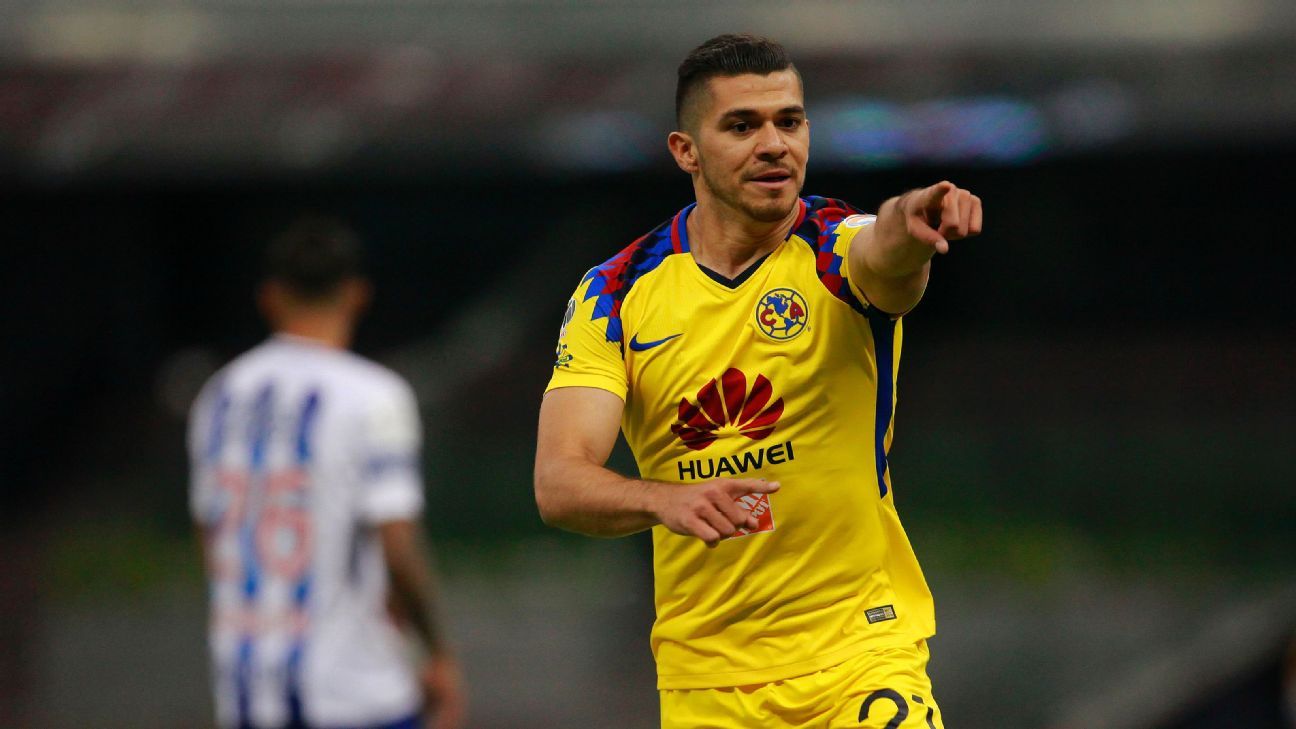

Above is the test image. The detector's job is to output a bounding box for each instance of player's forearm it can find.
[392,573,447,655]
[534,455,662,537]
[853,195,934,314]
[383,525,450,655]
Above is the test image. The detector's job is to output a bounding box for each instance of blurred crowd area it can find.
[2,2,1295,728]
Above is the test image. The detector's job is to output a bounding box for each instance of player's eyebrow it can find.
[719,105,806,121]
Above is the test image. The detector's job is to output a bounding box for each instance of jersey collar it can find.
[672,197,809,254]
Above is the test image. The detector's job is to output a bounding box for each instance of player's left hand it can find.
[421,653,467,729]
[897,180,983,254]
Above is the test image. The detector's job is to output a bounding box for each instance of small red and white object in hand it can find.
[731,493,775,537]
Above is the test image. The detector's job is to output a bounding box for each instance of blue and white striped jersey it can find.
[188,334,424,728]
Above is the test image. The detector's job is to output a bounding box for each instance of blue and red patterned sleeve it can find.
[792,196,881,317]
[544,214,685,399]
[544,271,630,401]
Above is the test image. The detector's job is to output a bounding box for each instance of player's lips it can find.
[747,169,794,189]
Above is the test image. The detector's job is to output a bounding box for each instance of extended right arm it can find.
[534,385,779,547]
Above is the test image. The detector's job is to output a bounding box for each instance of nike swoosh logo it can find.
[628,333,682,352]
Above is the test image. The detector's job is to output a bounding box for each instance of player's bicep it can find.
[536,386,624,469]
[377,518,425,581]
[536,275,629,499]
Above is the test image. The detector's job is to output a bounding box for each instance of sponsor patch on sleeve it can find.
[841,214,877,229]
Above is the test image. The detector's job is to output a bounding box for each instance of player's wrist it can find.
[883,190,916,228]
[889,196,944,265]
[633,479,673,525]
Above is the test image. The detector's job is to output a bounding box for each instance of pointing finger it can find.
[969,194,983,235]
[898,185,952,253]
[950,189,971,239]
[906,214,948,254]
[916,181,956,218]
[939,187,964,240]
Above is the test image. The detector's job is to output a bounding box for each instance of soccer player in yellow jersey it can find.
[535,34,982,728]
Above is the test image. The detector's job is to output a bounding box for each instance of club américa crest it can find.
[554,298,576,368]
[755,288,808,341]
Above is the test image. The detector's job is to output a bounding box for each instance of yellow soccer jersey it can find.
[546,197,935,689]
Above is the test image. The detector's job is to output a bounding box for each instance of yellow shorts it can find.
[659,641,943,729]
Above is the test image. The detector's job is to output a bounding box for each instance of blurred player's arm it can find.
[534,386,778,547]
[193,523,214,569]
[379,519,465,729]
[849,181,983,315]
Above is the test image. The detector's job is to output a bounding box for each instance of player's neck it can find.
[274,313,353,350]
[687,198,798,279]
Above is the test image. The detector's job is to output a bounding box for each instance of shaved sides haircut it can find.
[675,34,797,130]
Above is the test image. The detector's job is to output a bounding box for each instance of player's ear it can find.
[668,131,699,174]
[343,277,372,317]
[257,280,284,327]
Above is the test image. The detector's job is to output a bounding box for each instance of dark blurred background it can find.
[2,2,1294,728]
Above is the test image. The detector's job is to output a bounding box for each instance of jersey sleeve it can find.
[831,213,884,314]
[544,272,628,400]
[800,196,902,318]
[355,379,425,525]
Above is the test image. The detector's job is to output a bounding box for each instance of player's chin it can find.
[744,195,798,223]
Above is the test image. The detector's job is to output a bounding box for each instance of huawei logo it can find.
[671,368,784,451]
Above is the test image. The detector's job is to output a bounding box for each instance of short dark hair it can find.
[676,34,796,128]
[262,217,364,301]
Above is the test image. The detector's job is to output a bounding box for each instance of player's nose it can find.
[753,122,788,158]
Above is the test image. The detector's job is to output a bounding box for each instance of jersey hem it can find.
[654,627,933,690]
[544,376,628,402]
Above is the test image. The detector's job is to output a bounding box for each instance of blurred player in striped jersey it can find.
[188,220,464,729]
[536,34,982,728]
